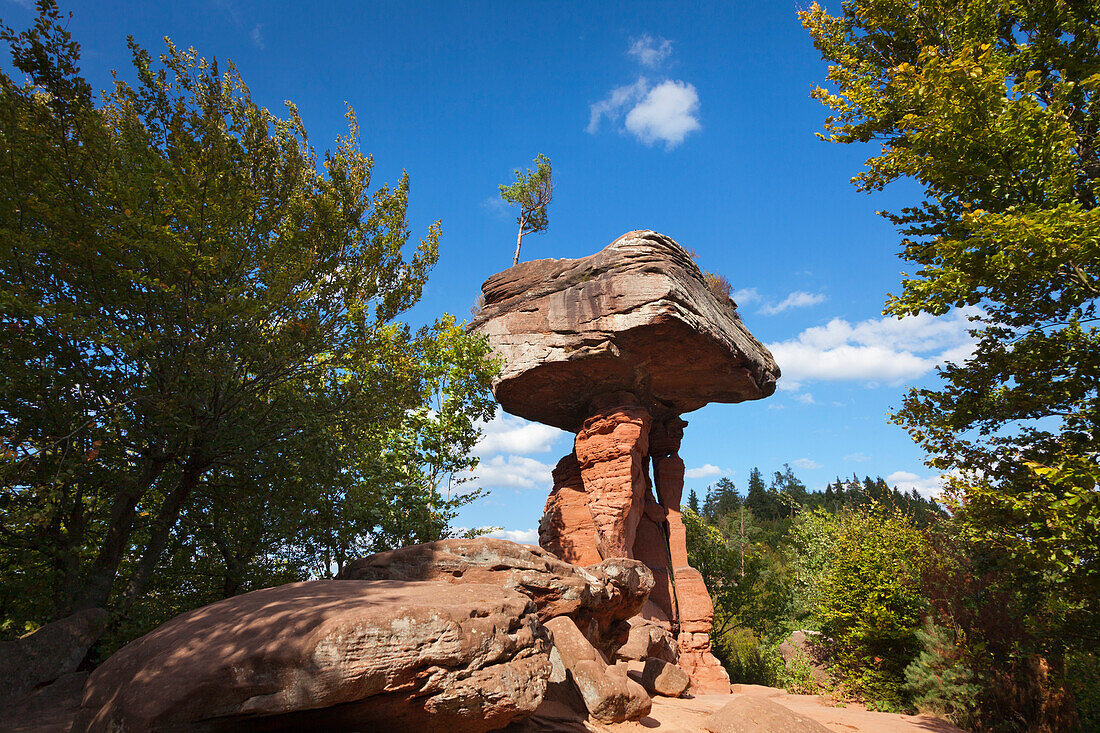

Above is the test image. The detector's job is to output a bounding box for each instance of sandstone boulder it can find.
[469,230,780,432]
[544,616,651,724]
[0,607,107,704]
[633,657,691,698]
[338,538,652,649]
[703,695,833,733]
[777,630,832,689]
[613,615,677,664]
[73,580,549,733]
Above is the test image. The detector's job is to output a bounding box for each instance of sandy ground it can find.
[588,685,965,733]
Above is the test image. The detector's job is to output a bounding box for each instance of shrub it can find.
[810,503,932,710]
[904,622,980,728]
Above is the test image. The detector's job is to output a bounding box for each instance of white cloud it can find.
[685,464,723,479]
[768,307,980,386]
[732,287,760,306]
[250,24,264,49]
[792,458,821,470]
[467,455,554,491]
[844,452,871,462]
[628,35,673,67]
[887,470,948,499]
[625,80,701,148]
[474,410,567,457]
[793,392,815,405]
[587,77,649,134]
[760,291,827,315]
[588,36,700,149]
[487,528,539,545]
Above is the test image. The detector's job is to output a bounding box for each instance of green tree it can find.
[798,504,933,710]
[0,3,497,636]
[499,153,552,265]
[687,488,700,514]
[801,0,1099,659]
[746,466,776,520]
[703,477,740,519]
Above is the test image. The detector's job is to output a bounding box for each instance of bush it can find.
[806,504,932,710]
[904,622,980,728]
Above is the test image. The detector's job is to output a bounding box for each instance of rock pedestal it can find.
[540,397,729,692]
[472,230,780,694]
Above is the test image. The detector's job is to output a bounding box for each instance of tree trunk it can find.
[68,456,169,613]
[512,216,526,266]
[115,460,204,616]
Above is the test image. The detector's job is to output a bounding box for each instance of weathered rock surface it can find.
[613,615,677,664]
[6,671,89,733]
[73,580,550,733]
[473,232,764,695]
[0,607,107,704]
[544,616,651,724]
[702,695,833,733]
[337,538,652,650]
[469,230,779,432]
[633,658,690,699]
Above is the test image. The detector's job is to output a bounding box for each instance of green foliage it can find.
[801,0,1099,665]
[0,2,497,641]
[499,153,552,265]
[795,504,933,710]
[803,2,1099,723]
[1066,652,1100,733]
[904,623,981,728]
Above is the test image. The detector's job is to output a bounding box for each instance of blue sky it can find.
[2,1,973,541]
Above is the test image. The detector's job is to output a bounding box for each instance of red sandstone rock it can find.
[73,580,550,733]
[540,453,603,567]
[544,616,651,724]
[472,230,775,696]
[337,538,652,650]
[635,657,691,698]
[703,695,833,733]
[0,608,107,705]
[469,231,779,432]
[574,394,650,560]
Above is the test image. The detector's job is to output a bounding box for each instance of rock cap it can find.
[470,230,780,431]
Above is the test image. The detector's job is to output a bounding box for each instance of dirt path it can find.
[590,685,965,733]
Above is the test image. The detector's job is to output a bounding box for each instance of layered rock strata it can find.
[471,231,780,693]
[73,580,550,733]
[337,538,653,653]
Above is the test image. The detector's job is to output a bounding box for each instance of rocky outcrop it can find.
[0,607,107,705]
[73,580,550,733]
[337,538,652,651]
[473,231,779,694]
[543,616,651,724]
[703,695,833,733]
[469,230,778,432]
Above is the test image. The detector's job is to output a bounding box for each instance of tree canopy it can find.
[0,2,497,641]
[801,0,1099,725]
[499,153,552,265]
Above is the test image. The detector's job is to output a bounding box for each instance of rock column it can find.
[540,402,730,693]
[572,392,651,560]
[648,419,731,694]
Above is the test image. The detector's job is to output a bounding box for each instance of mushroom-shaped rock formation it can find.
[471,230,780,693]
[469,230,778,432]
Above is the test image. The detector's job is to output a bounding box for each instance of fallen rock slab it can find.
[544,616,651,724]
[0,607,106,704]
[338,538,652,650]
[633,658,690,698]
[73,580,550,733]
